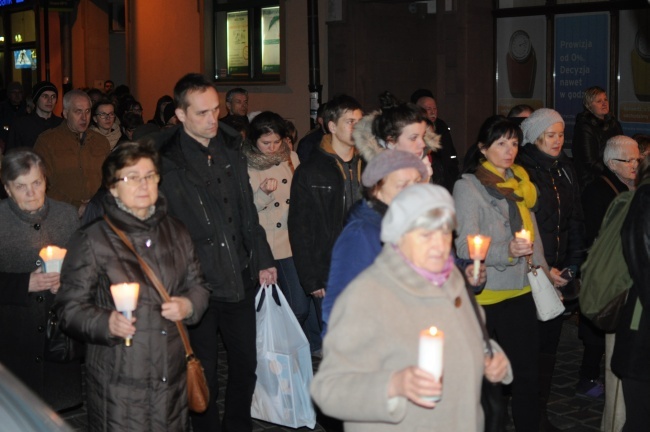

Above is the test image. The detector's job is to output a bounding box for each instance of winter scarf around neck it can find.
[243,140,291,171]
[475,160,537,241]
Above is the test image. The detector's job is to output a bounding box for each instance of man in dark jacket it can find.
[6,81,62,151]
[411,89,460,192]
[157,73,275,432]
[288,94,363,339]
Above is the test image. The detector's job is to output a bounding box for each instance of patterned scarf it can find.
[242,140,291,171]
[475,160,537,241]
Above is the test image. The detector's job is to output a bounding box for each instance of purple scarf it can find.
[394,245,454,286]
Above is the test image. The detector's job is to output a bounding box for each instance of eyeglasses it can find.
[96,112,116,119]
[113,173,160,187]
[612,157,642,165]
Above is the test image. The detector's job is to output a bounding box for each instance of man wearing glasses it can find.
[34,89,110,216]
[6,81,62,151]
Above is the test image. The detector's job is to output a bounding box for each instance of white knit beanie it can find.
[520,108,565,145]
[380,184,455,244]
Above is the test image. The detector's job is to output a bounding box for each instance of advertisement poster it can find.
[618,9,650,136]
[554,13,609,148]
[227,11,249,76]
[496,16,546,116]
[261,6,280,74]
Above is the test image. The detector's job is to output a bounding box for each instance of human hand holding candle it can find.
[110,283,140,346]
[467,235,491,283]
[511,229,533,257]
[39,246,67,273]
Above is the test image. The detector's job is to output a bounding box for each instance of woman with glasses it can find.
[90,99,121,150]
[55,141,210,431]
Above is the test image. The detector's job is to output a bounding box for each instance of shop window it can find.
[10,10,35,43]
[214,0,283,83]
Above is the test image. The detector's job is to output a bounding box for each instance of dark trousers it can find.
[189,278,258,432]
[484,293,540,432]
[578,313,605,380]
[622,378,650,432]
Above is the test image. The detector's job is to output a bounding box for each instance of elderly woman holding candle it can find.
[454,115,549,432]
[312,184,512,431]
[55,141,210,431]
[0,149,82,411]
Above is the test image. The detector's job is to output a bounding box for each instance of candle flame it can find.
[428,326,438,336]
[473,235,483,247]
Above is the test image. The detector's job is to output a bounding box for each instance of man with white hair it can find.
[34,89,110,213]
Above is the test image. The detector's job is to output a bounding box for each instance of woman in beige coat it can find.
[243,112,307,325]
[311,184,512,431]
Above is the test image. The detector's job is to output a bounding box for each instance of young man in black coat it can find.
[288,95,363,345]
[158,73,275,432]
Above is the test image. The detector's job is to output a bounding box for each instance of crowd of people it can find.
[0,76,648,432]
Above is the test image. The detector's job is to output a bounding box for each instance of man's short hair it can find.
[174,73,215,110]
[322,94,362,131]
[63,89,92,112]
[226,88,248,104]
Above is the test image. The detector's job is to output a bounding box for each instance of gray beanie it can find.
[381,183,455,244]
[520,108,564,145]
[361,149,429,187]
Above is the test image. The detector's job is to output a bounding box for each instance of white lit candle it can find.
[467,235,491,282]
[418,326,444,402]
[110,283,140,346]
[515,229,531,242]
[39,246,67,273]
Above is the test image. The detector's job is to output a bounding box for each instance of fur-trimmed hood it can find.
[352,112,441,162]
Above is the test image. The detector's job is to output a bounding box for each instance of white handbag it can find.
[527,258,565,321]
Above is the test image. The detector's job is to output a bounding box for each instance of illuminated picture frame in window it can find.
[13,49,36,70]
[227,10,249,76]
[261,6,280,74]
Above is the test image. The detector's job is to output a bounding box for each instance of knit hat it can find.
[361,149,429,187]
[381,183,455,244]
[32,81,58,104]
[520,108,564,145]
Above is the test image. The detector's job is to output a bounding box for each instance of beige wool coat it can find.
[311,244,512,432]
[248,151,300,260]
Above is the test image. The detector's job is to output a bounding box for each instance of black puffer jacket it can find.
[518,145,586,269]
[288,136,363,294]
[571,110,623,188]
[56,194,210,432]
[612,180,650,382]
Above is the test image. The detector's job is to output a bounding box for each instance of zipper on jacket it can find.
[550,170,561,265]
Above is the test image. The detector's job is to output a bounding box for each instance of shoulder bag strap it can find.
[601,175,620,196]
[103,216,195,359]
[466,286,494,359]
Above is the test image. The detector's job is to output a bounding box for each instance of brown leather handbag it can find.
[104,216,210,413]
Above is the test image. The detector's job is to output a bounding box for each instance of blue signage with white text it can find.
[554,13,610,148]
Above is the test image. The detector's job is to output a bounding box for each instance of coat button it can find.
[221,243,225,247]
[276,222,281,228]
[282,179,288,184]
[161,330,167,336]
[37,325,45,332]
[33,224,41,230]
[36,295,44,303]
[228,217,233,223]
[161,376,167,383]
[146,239,152,248]
[274,202,280,207]
[35,259,42,267]
[285,199,290,204]
[223,197,229,203]
[217,178,222,184]
[454,297,462,308]
[35,356,42,363]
